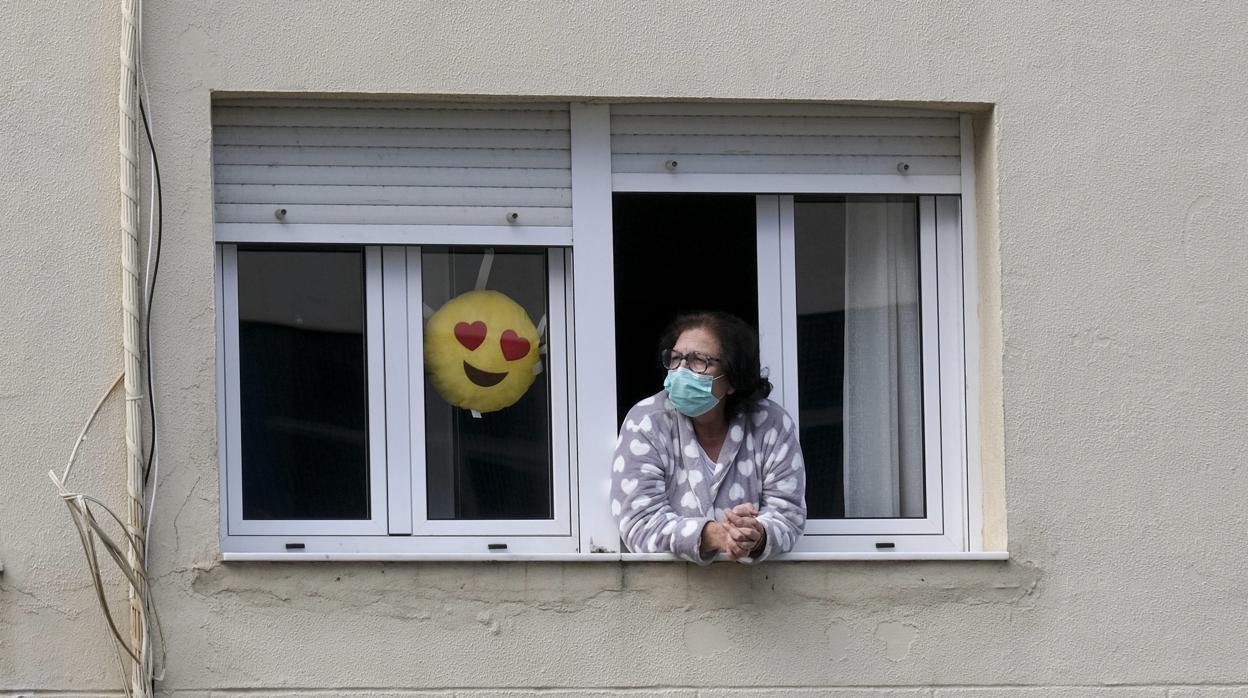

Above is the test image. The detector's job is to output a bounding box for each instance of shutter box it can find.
[609,102,962,194]
[212,99,572,243]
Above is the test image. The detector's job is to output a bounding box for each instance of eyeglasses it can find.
[660,349,724,375]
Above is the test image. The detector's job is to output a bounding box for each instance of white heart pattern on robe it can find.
[681,520,699,537]
[629,439,652,456]
[728,483,745,501]
[680,491,698,509]
[620,478,638,494]
[613,456,626,473]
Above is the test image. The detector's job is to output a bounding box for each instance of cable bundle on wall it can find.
[47,0,166,695]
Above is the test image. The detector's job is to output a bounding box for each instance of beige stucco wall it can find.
[3,1,1247,695]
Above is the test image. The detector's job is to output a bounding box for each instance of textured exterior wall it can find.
[3,1,1247,695]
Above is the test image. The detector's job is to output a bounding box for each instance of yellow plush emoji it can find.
[424,290,541,413]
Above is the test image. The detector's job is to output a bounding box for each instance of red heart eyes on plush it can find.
[453,321,487,351]
[500,330,531,361]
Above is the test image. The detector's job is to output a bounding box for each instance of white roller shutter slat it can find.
[611,154,961,176]
[215,184,571,207]
[613,135,961,157]
[212,101,571,229]
[610,103,958,118]
[611,115,959,137]
[214,126,570,149]
[215,204,571,227]
[214,165,571,188]
[214,98,566,111]
[610,103,961,179]
[212,107,570,130]
[212,145,570,169]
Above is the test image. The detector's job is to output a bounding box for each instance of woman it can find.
[611,311,806,563]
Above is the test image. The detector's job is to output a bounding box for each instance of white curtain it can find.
[842,199,924,518]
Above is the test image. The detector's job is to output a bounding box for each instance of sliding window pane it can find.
[422,247,553,520]
[236,248,370,520]
[794,197,925,519]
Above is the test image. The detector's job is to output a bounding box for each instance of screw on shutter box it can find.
[274,207,288,220]
[664,160,679,171]
[896,162,910,174]
[504,211,519,223]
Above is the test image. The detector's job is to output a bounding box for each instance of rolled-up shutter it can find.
[609,103,961,192]
[212,100,572,229]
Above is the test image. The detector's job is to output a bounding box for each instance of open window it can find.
[214,98,983,558]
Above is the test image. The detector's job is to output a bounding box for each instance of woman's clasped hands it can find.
[701,503,766,559]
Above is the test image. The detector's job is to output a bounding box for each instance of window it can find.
[214,99,982,557]
[219,244,574,552]
[759,195,969,552]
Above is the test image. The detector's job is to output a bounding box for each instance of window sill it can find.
[220,551,1009,563]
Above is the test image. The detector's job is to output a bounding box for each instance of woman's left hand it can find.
[723,504,766,558]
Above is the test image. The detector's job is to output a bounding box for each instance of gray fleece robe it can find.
[611,389,807,564]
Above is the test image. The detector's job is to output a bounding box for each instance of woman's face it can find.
[672,327,734,400]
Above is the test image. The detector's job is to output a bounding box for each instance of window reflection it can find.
[236,248,370,520]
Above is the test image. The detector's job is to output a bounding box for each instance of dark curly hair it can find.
[658,311,772,419]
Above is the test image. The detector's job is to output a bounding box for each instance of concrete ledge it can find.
[220,551,1010,562]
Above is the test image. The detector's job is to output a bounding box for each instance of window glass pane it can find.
[236,248,370,520]
[794,196,925,519]
[422,247,553,520]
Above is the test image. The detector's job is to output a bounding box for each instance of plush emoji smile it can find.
[462,361,508,388]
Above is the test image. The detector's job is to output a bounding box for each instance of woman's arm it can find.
[611,409,716,564]
[742,413,807,563]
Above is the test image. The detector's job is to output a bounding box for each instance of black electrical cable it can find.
[139,98,162,485]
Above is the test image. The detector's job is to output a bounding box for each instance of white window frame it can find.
[217,242,579,555]
[217,244,390,537]
[215,104,990,560]
[756,195,967,553]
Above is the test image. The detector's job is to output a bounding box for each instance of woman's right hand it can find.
[700,521,743,558]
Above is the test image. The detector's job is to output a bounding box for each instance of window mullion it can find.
[754,195,786,413]
[405,246,430,533]
[777,196,800,423]
[918,196,946,533]
[381,246,413,535]
[568,103,618,553]
[364,246,391,533]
